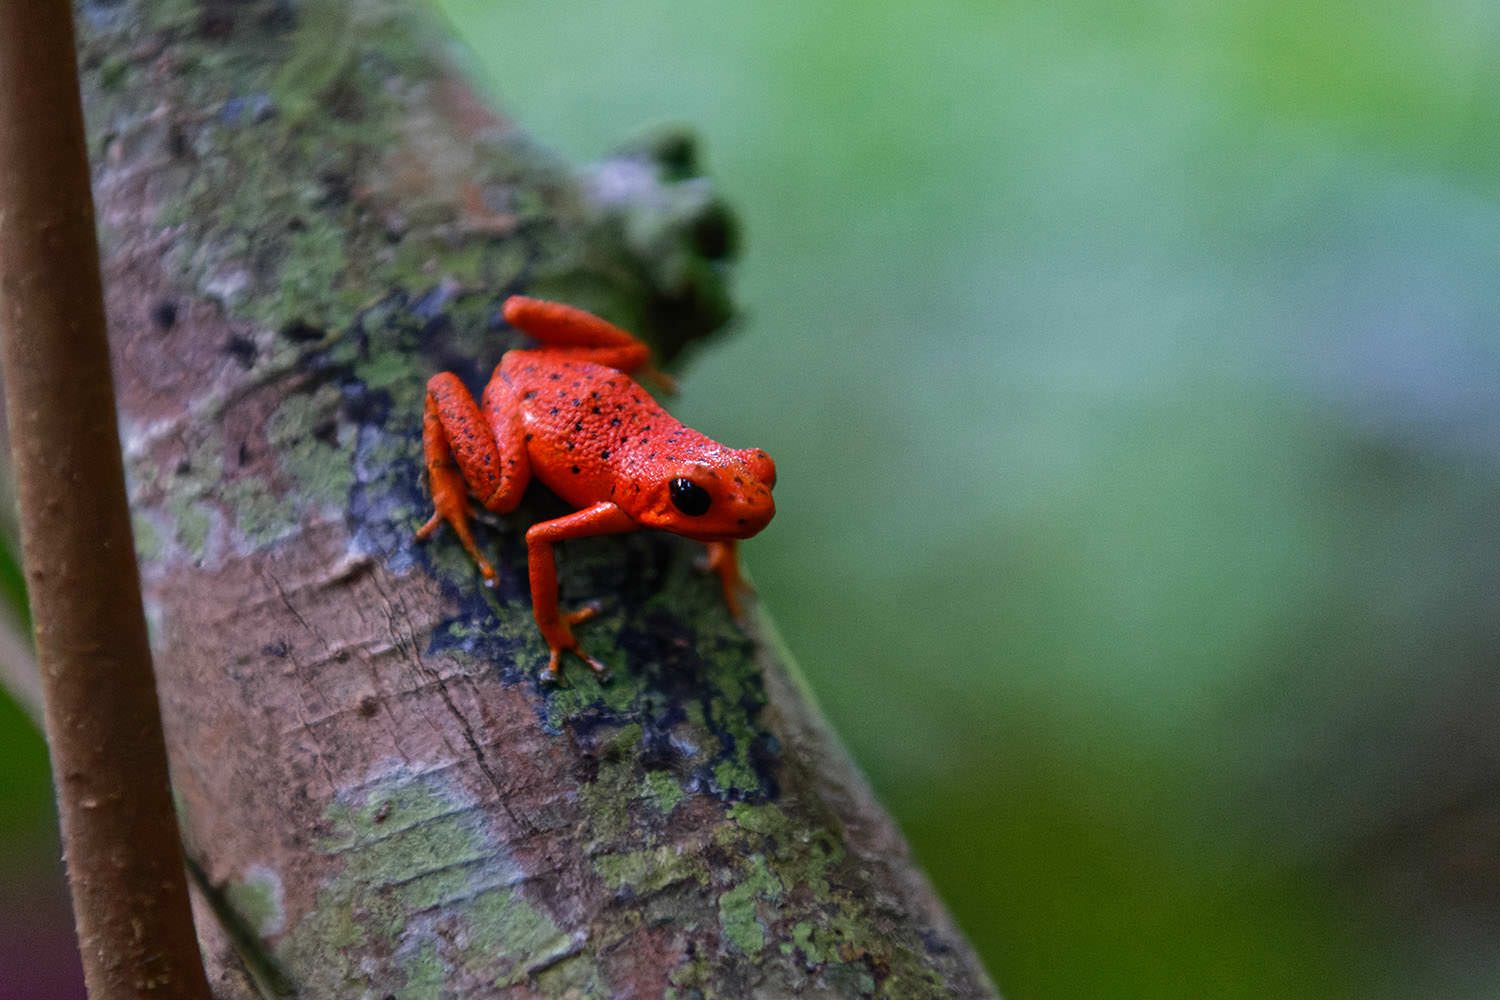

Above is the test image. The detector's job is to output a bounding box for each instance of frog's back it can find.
[501,349,689,506]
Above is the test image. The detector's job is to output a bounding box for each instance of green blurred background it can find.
[6,1,1500,996]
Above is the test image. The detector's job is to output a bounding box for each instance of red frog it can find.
[417,296,777,680]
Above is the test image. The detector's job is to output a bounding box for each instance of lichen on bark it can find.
[79,0,996,995]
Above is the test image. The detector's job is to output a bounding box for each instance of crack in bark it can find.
[266,564,424,778]
[371,570,541,840]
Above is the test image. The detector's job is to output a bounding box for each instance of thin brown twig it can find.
[0,2,211,997]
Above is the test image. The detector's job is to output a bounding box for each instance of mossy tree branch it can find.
[73,0,997,995]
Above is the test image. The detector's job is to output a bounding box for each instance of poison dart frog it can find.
[417,296,777,680]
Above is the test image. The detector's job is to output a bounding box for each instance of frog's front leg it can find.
[525,501,639,680]
[699,540,751,619]
[416,371,529,580]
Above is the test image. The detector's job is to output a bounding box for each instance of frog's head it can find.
[639,447,776,541]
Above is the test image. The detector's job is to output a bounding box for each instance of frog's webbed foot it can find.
[539,603,611,684]
[697,541,751,621]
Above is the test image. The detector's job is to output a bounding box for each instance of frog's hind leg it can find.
[417,371,530,580]
[503,295,674,388]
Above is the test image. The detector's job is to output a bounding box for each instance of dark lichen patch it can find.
[534,597,779,805]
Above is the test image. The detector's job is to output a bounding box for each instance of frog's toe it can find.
[541,649,569,686]
[574,648,612,682]
[415,505,495,581]
[541,636,612,685]
[563,602,602,627]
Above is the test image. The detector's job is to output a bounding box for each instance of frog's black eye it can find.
[669,478,711,516]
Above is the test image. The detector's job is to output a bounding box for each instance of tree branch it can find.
[77,1,998,995]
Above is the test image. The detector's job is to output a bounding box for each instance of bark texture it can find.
[79,0,998,995]
[0,3,211,996]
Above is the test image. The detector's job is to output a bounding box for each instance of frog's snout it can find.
[730,448,776,537]
[730,483,775,537]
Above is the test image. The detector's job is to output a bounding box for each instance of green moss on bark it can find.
[272,774,573,995]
